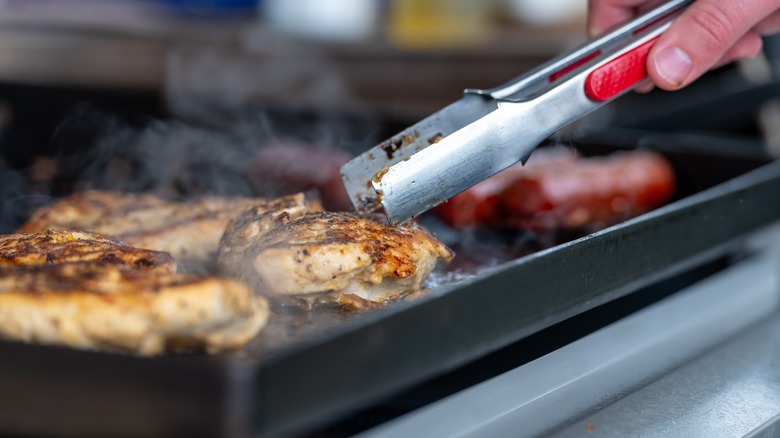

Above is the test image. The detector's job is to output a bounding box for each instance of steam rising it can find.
[51,106,251,198]
[49,104,376,201]
[0,161,29,233]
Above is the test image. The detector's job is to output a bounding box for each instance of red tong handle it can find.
[584,37,659,102]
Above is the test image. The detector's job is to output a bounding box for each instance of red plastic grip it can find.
[584,37,658,102]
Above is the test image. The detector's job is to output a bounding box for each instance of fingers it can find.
[754,10,780,35]
[712,32,764,68]
[632,25,762,95]
[587,0,645,37]
[588,0,780,92]
[635,82,655,93]
[647,0,779,90]
[588,0,669,36]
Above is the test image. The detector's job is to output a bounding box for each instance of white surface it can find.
[264,0,381,42]
[362,252,780,438]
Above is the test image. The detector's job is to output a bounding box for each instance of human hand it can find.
[588,0,780,90]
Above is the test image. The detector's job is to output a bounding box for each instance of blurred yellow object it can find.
[387,0,494,49]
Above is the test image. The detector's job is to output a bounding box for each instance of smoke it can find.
[0,159,30,233]
[49,105,255,198]
[47,102,379,203]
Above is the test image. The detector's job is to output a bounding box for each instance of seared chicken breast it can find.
[17,191,167,234]
[0,263,269,355]
[0,230,175,273]
[218,206,453,309]
[17,190,313,272]
[0,230,269,355]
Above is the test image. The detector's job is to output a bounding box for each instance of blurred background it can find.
[0,0,591,231]
[0,0,778,232]
[5,3,780,437]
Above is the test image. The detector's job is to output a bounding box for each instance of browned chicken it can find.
[16,191,168,233]
[0,230,176,273]
[17,190,314,272]
[0,263,269,355]
[0,230,270,355]
[217,206,453,309]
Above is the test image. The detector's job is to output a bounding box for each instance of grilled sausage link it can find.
[433,147,579,228]
[500,151,675,231]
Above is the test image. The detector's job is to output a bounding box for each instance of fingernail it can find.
[654,47,692,87]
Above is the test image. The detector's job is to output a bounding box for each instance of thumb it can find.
[647,0,772,90]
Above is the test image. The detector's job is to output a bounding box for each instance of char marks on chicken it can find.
[218,205,453,310]
[0,230,270,355]
[0,230,176,273]
[17,190,315,273]
[0,263,269,355]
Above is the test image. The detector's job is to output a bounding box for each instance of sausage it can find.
[499,151,675,231]
[433,147,579,228]
[250,141,352,211]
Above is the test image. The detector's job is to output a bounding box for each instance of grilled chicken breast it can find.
[0,263,269,355]
[17,191,167,234]
[218,206,453,309]
[17,190,313,272]
[0,230,176,273]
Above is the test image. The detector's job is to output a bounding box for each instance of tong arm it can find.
[374,1,693,225]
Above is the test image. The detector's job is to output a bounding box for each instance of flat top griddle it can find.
[0,132,778,438]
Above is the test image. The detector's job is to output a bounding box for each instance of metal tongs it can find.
[340,0,693,225]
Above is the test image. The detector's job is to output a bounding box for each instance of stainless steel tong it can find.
[340,0,694,225]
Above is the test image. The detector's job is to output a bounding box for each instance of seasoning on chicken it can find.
[0,262,269,356]
[17,190,315,272]
[217,205,453,310]
[0,230,176,273]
